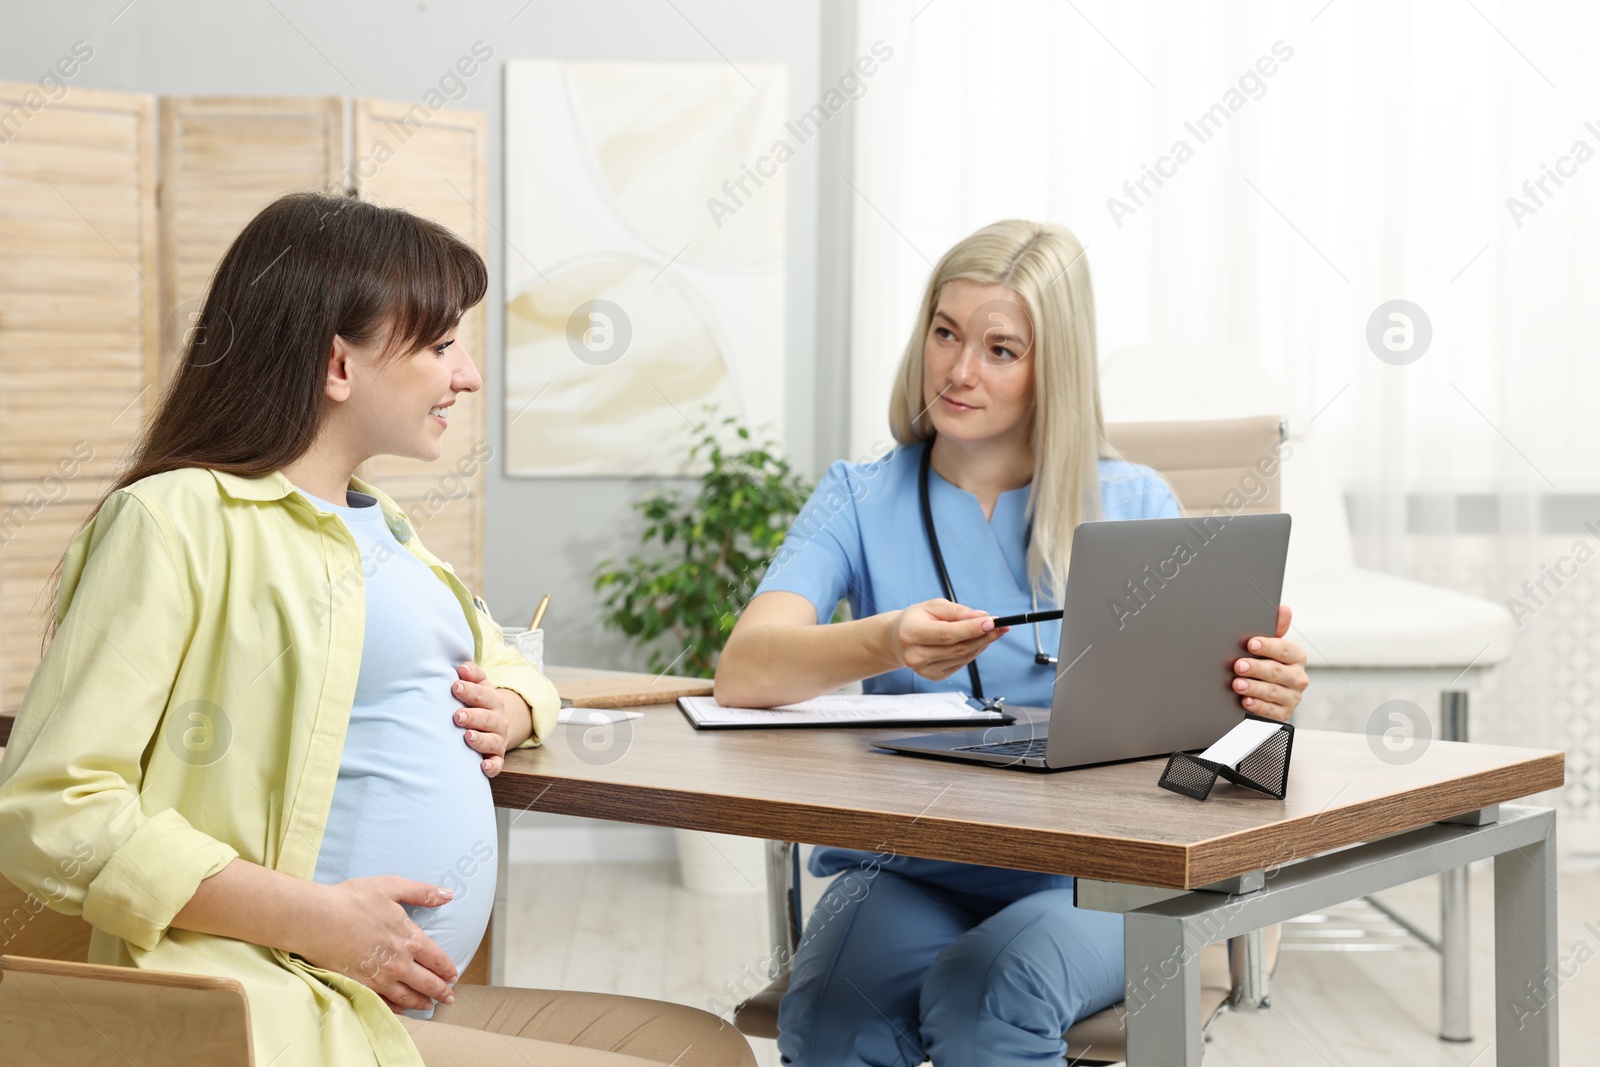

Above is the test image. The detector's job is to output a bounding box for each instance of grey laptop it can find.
[875,512,1291,771]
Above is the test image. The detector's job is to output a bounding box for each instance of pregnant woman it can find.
[0,192,753,1067]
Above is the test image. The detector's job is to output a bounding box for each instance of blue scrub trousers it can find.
[775,861,1125,1066]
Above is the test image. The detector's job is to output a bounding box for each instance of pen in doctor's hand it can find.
[987,609,1065,628]
[529,594,550,631]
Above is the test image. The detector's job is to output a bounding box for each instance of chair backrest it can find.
[1104,415,1284,515]
[0,954,254,1066]
[1,861,251,1065]
[0,872,93,964]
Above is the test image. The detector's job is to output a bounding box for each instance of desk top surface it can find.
[493,702,1564,889]
[0,674,1564,889]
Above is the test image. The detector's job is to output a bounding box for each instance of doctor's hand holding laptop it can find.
[875,511,1294,771]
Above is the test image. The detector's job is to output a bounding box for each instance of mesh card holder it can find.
[1158,717,1295,801]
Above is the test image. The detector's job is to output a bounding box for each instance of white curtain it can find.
[846,0,1600,832]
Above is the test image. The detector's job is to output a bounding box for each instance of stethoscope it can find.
[917,442,1058,710]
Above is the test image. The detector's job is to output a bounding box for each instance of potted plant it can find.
[593,410,819,892]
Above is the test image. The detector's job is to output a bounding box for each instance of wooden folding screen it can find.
[156,96,346,385]
[0,93,490,714]
[0,84,158,713]
[351,100,490,595]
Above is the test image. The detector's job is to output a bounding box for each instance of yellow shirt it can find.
[0,467,559,1066]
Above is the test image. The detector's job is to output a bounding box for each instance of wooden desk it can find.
[0,677,1565,1062]
[491,703,1558,889]
[491,701,1564,1065]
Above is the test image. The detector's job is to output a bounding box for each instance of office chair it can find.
[734,416,1290,1062]
[0,858,506,1064]
[0,867,254,1065]
[1100,345,1514,1042]
[0,954,254,1067]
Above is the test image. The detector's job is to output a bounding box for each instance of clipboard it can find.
[677,692,1016,730]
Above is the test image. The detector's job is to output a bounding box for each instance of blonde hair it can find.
[887,219,1108,604]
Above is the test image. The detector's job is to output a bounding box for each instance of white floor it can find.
[499,856,1600,1066]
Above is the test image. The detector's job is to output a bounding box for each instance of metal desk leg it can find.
[1089,808,1557,1065]
[491,806,510,987]
[1440,689,1471,1042]
[1233,926,1270,1010]
[763,840,800,977]
[1124,912,1203,1066]
[1495,811,1558,1065]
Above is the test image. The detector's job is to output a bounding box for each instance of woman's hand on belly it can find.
[298,875,460,1012]
[888,598,1010,681]
[451,660,531,777]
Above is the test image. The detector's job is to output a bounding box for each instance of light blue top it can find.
[754,441,1181,893]
[302,485,496,1019]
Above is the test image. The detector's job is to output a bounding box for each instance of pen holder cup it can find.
[1158,719,1294,801]
[499,627,545,674]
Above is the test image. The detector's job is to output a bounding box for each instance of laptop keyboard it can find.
[954,737,1049,759]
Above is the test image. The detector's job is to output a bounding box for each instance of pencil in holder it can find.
[1159,717,1295,801]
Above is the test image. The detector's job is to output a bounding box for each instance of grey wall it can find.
[2,0,846,670]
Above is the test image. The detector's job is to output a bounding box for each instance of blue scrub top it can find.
[753,440,1181,894]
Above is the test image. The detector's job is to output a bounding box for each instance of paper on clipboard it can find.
[677,691,1009,728]
[558,707,643,725]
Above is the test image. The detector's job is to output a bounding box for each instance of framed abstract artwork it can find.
[504,60,788,476]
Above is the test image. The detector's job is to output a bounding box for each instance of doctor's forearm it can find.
[714,612,902,706]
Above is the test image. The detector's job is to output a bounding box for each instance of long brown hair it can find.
[40,190,487,647]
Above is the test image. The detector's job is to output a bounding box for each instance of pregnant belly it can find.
[400,791,499,977]
[314,732,500,979]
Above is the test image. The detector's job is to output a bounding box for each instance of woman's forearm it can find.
[175,859,461,1006]
[714,611,903,707]
[170,857,324,957]
[500,687,533,749]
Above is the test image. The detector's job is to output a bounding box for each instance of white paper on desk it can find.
[678,691,996,726]
[558,707,643,725]
[1197,718,1283,769]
